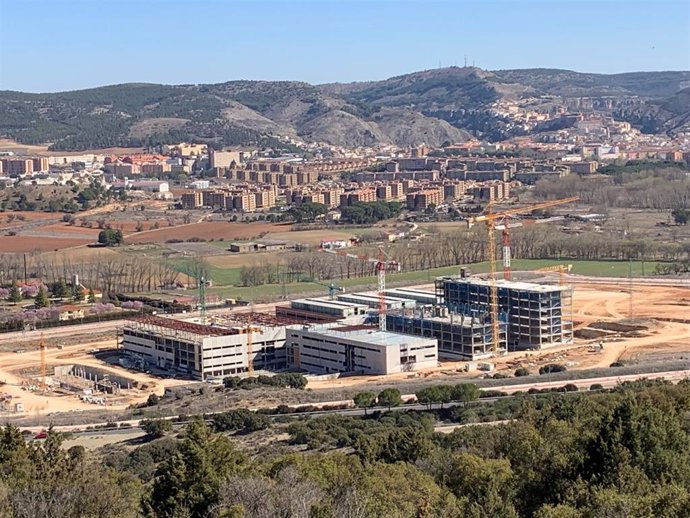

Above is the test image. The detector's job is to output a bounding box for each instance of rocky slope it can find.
[1,67,688,150]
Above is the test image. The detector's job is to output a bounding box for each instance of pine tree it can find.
[8,282,22,303]
[71,284,84,303]
[51,279,68,299]
[34,287,49,308]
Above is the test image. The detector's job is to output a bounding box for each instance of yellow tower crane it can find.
[468,197,579,354]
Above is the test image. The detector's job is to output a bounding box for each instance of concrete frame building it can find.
[120,315,287,380]
[286,325,438,375]
[436,277,572,349]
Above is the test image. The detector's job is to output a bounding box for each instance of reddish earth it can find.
[0,211,61,229]
[0,235,93,252]
[39,224,101,237]
[126,221,289,243]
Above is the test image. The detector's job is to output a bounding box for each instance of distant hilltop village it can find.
[1,110,688,216]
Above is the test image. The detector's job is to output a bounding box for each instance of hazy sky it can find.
[1,0,688,92]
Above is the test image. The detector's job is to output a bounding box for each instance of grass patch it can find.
[203,259,667,302]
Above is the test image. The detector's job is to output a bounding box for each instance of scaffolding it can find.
[435,277,573,350]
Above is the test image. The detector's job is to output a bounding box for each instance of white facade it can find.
[286,325,438,375]
[121,320,287,379]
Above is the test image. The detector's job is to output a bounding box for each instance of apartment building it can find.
[339,189,377,207]
[141,162,171,175]
[568,161,599,174]
[322,188,344,207]
[376,185,393,201]
[31,157,49,172]
[0,158,33,176]
[181,191,203,209]
[468,182,511,202]
[406,187,444,210]
[233,193,256,212]
[443,181,466,200]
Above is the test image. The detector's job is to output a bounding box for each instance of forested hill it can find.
[2,379,690,516]
[1,67,688,151]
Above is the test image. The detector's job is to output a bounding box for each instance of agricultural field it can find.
[125,221,287,244]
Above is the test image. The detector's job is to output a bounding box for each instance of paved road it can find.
[18,368,690,436]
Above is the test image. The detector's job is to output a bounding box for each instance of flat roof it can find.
[438,276,566,293]
[308,326,435,347]
[294,298,368,310]
[338,293,415,304]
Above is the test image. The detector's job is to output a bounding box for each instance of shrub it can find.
[515,367,531,377]
[590,383,604,391]
[539,364,567,375]
[140,418,173,438]
[563,384,579,392]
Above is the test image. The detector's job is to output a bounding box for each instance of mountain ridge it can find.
[1,67,688,151]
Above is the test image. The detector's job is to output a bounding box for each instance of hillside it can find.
[1,67,688,150]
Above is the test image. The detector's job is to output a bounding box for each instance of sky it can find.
[0,0,688,92]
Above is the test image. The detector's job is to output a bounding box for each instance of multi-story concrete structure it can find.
[141,162,171,175]
[386,311,506,360]
[181,191,203,209]
[288,298,369,319]
[568,161,599,174]
[31,157,49,172]
[120,315,287,379]
[339,189,377,206]
[286,324,438,375]
[436,277,572,349]
[0,158,33,176]
[210,150,243,169]
[406,187,444,210]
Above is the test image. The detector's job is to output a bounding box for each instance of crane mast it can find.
[377,247,387,332]
[320,245,400,333]
[470,197,579,355]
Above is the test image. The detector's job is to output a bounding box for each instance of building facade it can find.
[286,325,438,375]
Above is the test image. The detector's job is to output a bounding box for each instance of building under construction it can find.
[386,308,507,360]
[436,277,573,349]
[120,314,291,380]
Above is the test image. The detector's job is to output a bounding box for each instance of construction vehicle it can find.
[467,197,579,354]
[321,246,400,331]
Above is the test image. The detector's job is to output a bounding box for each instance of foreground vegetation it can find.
[3,379,690,517]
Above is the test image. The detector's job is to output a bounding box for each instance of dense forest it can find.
[2,379,690,517]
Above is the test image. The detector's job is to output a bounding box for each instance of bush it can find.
[140,418,173,438]
[590,383,604,391]
[212,409,270,433]
[563,384,579,392]
[480,390,507,398]
[539,364,567,375]
[146,393,160,406]
[610,362,625,368]
[515,367,531,377]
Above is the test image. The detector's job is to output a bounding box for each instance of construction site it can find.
[0,195,688,418]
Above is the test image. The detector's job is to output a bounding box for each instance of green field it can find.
[203,259,665,302]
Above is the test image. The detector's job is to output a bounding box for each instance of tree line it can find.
[0,253,181,295]
[3,379,690,516]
